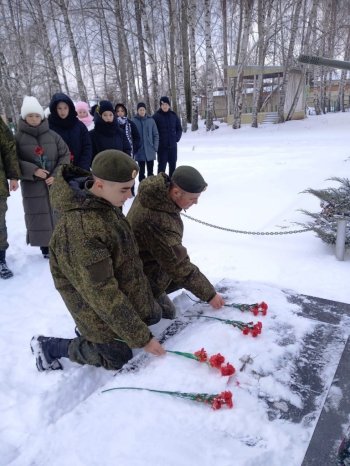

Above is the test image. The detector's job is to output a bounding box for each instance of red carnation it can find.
[211,398,222,410]
[209,353,225,369]
[70,152,74,162]
[259,302,268,315]
[220,363,236,376]
[211,390,233,409]
[194,348,208,362]
[34,146,44,156]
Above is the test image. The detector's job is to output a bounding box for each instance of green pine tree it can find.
[300,177,350,247]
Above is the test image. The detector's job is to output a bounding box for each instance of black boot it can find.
[40,247,50,259]
[0,250,13,279]
[31,335,72,372]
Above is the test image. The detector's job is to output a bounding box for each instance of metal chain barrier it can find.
[180,213,313,236]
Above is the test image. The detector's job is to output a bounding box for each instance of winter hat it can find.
[115,103,128,116]
[49,92,76,116]
[75,101,90,113]
[171,166,207,193]
[92,150,139,182]
[137,102,146,110]
[160,96,171,106]
[96,100,114,115]
[90,104,98,116]
[75,101,93,127]
[21,96,44,120]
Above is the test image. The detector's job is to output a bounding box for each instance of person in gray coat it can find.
[132,103,159,182]
[16,96,70,258]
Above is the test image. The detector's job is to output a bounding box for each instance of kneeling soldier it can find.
[127,165,225,317]
[31,150,165,372]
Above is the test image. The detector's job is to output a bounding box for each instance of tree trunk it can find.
[0,52,18,123]
[181,0,191,122]
[49,0,70,95]
[221,0,228,117]
[79,0,98,101]
[168,0,177,111]
[188,0,198,131]
[233,0,254,130]
[251,0,266,128]
[176,33,188,133]
[98,0,121,98]
[204,0,214,131]
[135,0,151,109]
[114,0,138,108]
[56,0,87,101]
[141,1,159,113]
[286,0,318,121]
[277,0,303,123]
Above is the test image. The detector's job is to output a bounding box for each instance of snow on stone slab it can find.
[7,280,347,466]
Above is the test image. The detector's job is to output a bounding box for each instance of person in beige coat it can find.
[16,96,70,258]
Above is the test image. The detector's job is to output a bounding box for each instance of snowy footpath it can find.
[1,113,349,466]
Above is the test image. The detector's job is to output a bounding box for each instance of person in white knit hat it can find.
[16,96,70,258]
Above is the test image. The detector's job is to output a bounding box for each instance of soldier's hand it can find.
[208,293,225,309]
[143,337,166,356]
[45,176,54,186]
[9,179,19,191]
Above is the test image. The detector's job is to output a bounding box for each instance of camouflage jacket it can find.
[127,173,216,302]
[0,118,21,197]
[49,165,156,347]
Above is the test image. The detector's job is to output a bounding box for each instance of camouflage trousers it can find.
[0,197,8,251]
[68,336,133,370]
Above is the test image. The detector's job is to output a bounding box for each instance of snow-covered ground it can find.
[1,112,349,466]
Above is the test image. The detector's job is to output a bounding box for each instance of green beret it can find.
[91,150,138,182]
[171,166,207,193]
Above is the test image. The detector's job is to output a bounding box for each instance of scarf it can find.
[118,116,133,155]
[77,114,93,128]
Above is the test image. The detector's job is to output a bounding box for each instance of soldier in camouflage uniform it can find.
[127,166,225,316]
[0,117,21,279]
[31,150,165,372]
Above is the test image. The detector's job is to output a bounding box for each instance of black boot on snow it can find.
[0,260,13,279]
[30,335,71,372]
[40,247,50,259]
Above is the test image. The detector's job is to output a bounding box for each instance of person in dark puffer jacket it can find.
[152,96,182,177]
[16,96,70,259]
[48,92,92,171]
[89,101,131,161]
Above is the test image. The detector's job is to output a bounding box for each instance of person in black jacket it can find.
[152,96,182,177]
[89,101,131,160]
[48,93,92,170]
[115,103,141,158]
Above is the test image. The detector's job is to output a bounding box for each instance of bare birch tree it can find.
[232,0,254,130]
[135,0,151,110]
[277,0,303,123]
[141,1,159,113]
[188,0,199,131]
[204,0,214,131]
[56,0,87,100]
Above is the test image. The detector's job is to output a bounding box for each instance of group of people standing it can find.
[0,93,183,273]
[1,92,223,375]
